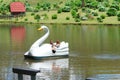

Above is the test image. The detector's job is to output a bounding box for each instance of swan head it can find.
[38,25,48,31]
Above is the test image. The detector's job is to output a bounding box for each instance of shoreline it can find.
[0,20,119,25]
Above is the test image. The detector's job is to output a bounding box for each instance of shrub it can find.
[82,7,86,12]
[118,17,120,21]
[62,6,70,12]
[103,1,110,7]
[117,12,120,17]
[86,8,91,13]
[75,18,80,22]
[41,13,48,19]
[72,7,78,12]
[71,9,77,18]
[34,14,40,20]
[24,18,28,21]
[52,14,57,19]
[97,17,103,22]
[86,1,98,9]
[106,8,117,16]
[100,15,105,19]
[53,3,59,9]
[110,3,119,10]
[66,16,70,20]
[31,13,35,16]
[98,6,106,12]
[57,8,62,13]
[92,12,98,16]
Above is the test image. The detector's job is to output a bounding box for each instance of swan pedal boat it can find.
[24,25,69,59]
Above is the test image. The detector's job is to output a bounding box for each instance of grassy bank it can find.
[1,10,119,25]
[0,0,120,25]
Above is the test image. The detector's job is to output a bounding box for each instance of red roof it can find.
[10,2,26,12]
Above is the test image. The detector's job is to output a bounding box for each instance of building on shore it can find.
[10,2,26,15]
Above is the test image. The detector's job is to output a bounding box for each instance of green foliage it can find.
[31,13,35,16]
[62,6,70,12]
[74,0,82,7]
[74,18,80,22]
[66,16,70,20]
[115,0,120,2]
[72,7,78,12]
[57,8,62,13]
[103,1,110,7]
[53,3,59,9]
[82,7,86,12]
[52,14,57,19]
[100,15,105,19]
[106,8,117,16]
[97,17,103,22]
[34,14,40,20]
[41,13,48,19]
[65,0,82,8]
[41,2,51,10]
[92,12,98,16]
[0,3,9,15]
[98,6,106,12]
[86,8,91,13]
[97,0,104,2]
[117,12,120,17]
[110,2,119,10]
[118,17,120,21]
[24,18,28,21]
[25,1,33,11]
[86,1,98,9]
[71,9,77,18]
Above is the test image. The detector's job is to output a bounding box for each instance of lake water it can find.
[0,23,120,80]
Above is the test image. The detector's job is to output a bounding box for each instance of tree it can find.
[82,0,85,7]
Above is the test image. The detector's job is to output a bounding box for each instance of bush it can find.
[103,1,110,7]
[118,17,120,21]
[72,7,78,12]
[24,18,28,21]
[57,8,62,13]
[75,18,80,22]
[86,1,98,9]
[110,3,119,10]
[106,8,117,16]
[66,17,70,20]
[62,6,70,12]
[41,13,48,19]
[117,12,120,17]
[100,15,105,19]
[71,9,77,18]
[52,14,57,19]
[97,17,103,22]
[34,14,40,20]
[86,8,91,13]
[92,12,98,16]
[98,6,106,12]
[82,7,86,12]
[31,13,35,16]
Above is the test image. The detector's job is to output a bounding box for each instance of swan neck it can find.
[30,28,49,49]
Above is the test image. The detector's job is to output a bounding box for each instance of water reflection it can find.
[94,53,120,60]
[25,58,69,80]
[11,26,26,43]
[0,24,120,80]
[87,74,120,80]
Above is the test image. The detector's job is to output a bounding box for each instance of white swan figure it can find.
[24,25,69,59]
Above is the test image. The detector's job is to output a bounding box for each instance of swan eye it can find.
[38,27,43,31]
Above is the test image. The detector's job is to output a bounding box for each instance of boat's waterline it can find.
[24,54,69,60]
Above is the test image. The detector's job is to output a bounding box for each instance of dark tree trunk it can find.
[82,0,85,7]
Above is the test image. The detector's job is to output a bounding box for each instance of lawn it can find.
[0,0,120,24]
[8,10,119,25]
